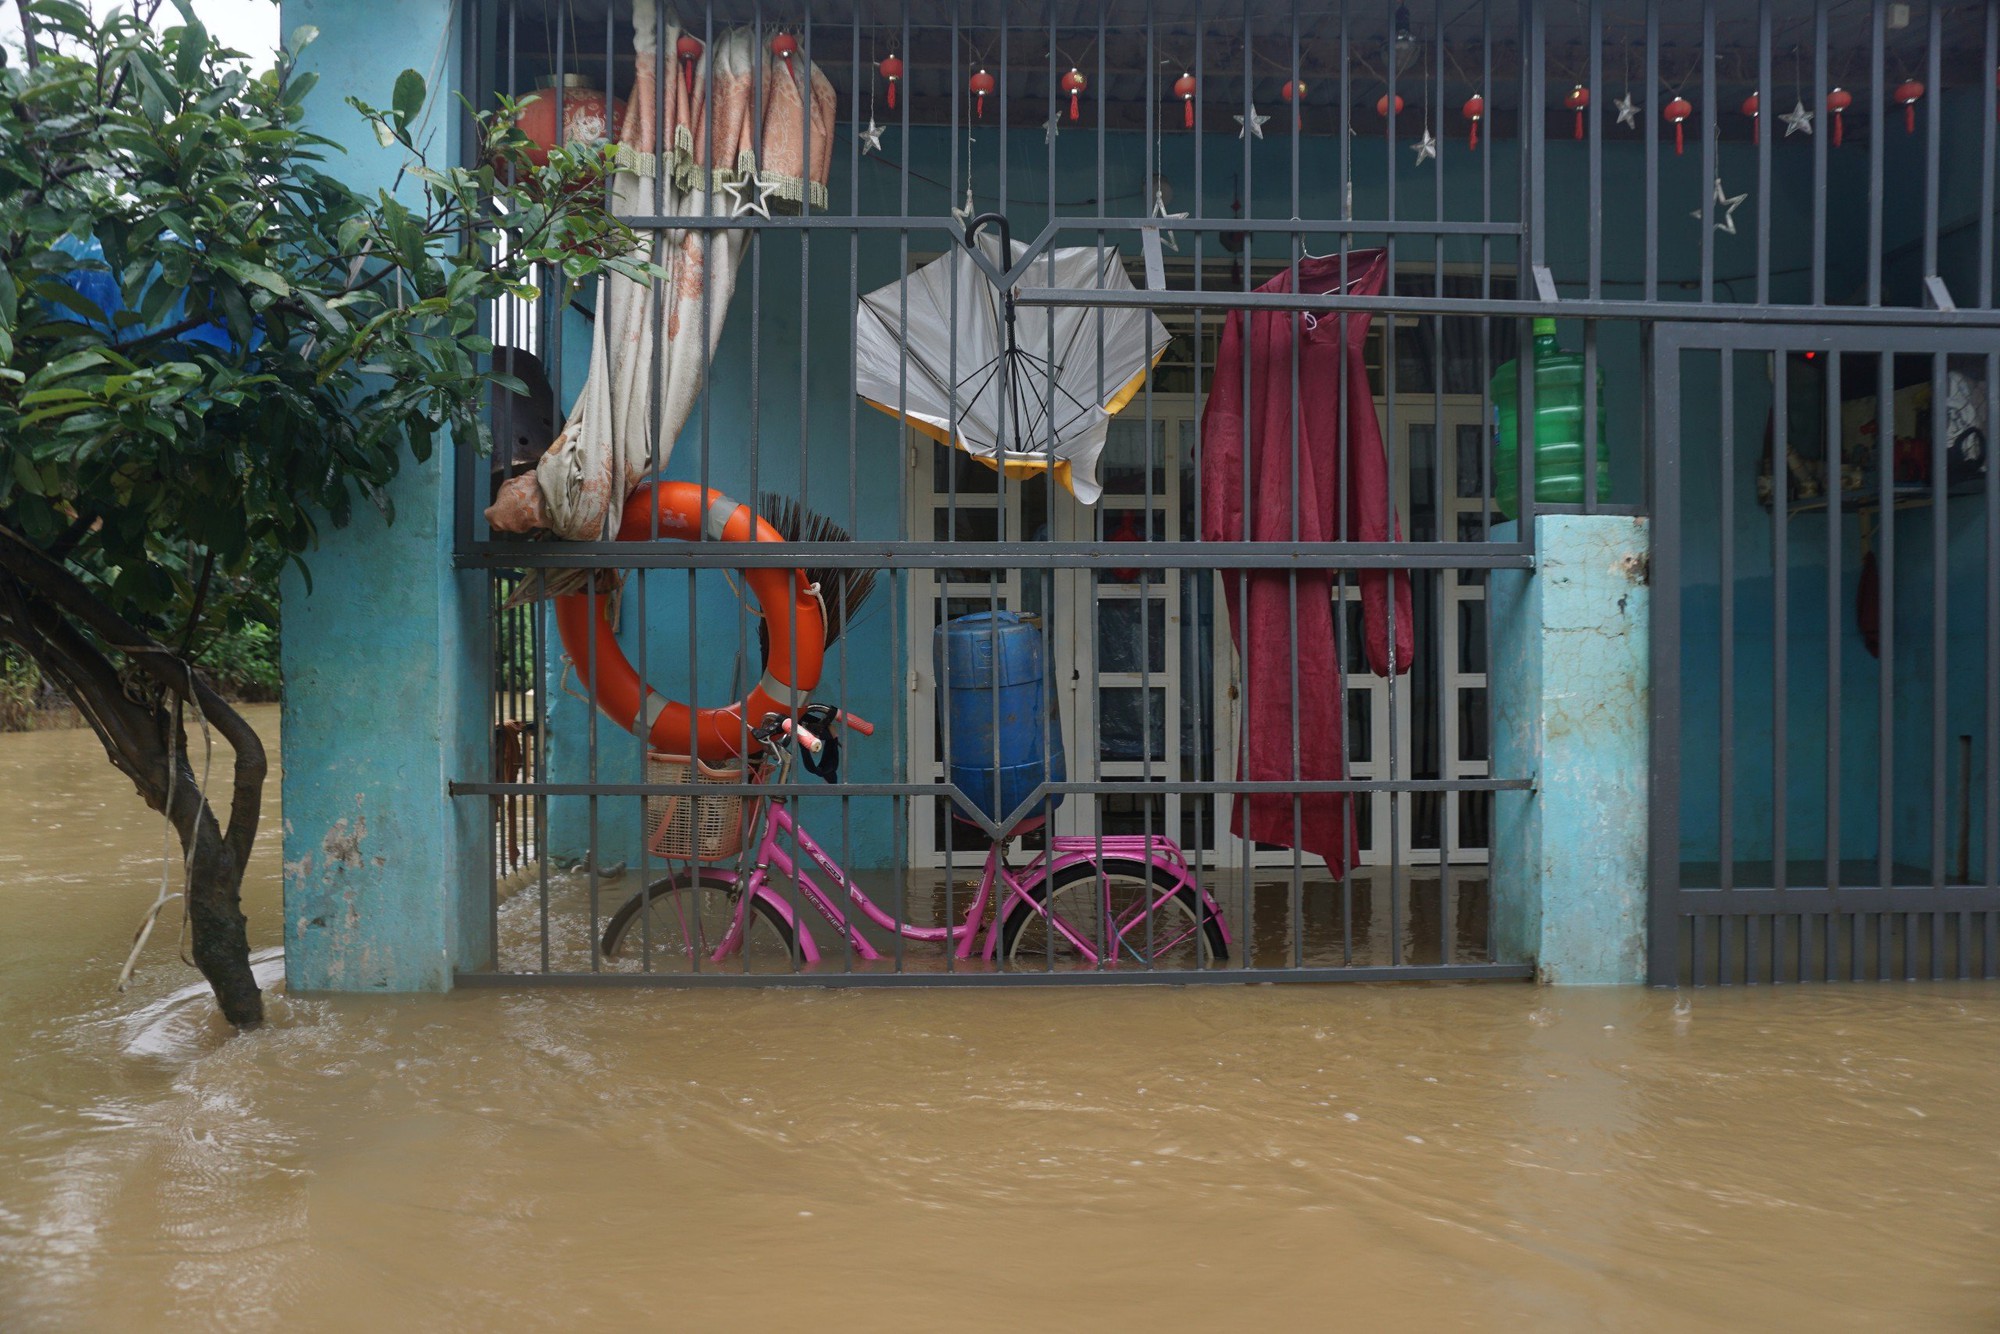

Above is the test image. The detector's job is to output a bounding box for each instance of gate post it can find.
[277,0,491,991]
[1489,514,1652,983]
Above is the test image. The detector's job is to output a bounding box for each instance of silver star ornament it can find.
[723,171,772,219]
[1691,177,1747,235]
[1412,127,1437,164]
[1780,99,1814,136]
[1234,107,1269,139]
[857,118,885,155]
[1614,92,1641,128]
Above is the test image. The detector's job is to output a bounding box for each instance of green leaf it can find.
[391,69,426,128]
[212,255,291,297]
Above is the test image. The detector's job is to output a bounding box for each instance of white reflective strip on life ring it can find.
[703,495,740,541]
[756,671,810,710]
[641,690,668,729]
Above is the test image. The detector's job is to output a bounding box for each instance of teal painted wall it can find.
[279,0,492,989]
[1492,515,1652,983]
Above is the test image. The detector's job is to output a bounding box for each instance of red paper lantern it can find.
[1462,93,1485,150]
[970,68,995,120]
[770,32,797,64]
[1826,87,1852,146]
[1894,79,1924,134]
[1664,95,1692,155]
[1377,92,1405,118]
[1061,67,1087,121]
[1563,84,1590,139]
[879,53,903,110]
[1741,91,1760,143]
[514,75,626,167]
[676,34,703,97]
[1281,80,1305,102]
[1173,72,1197,128]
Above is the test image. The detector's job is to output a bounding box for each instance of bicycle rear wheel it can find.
[1001,857,1227,971]
[600,873,798,973]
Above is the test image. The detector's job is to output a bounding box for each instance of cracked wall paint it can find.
[1491,515,1651,985]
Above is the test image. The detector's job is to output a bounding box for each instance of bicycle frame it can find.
[700,770,1232,969]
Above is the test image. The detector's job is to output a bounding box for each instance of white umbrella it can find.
[854,220,1169,504]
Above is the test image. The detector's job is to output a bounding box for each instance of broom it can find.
[755,493,880,665]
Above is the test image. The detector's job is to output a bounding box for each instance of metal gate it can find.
[1648,322,2000,985]
[444,0,2000,988]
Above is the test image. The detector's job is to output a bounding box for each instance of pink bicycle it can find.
[600,708,1232,972]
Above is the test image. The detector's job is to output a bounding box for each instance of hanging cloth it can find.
[486,12,836,543]
[1199,250,1415,872]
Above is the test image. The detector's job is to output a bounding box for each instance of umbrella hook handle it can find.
[963,211,1018,337]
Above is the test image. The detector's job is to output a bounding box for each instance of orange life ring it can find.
[554,482,825,760]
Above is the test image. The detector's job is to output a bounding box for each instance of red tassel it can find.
[1070,90,1080,121]
[1905,103,1915,134]
[1184,99,1194,128]
[1573,109,1584,139]
[1833,112,1843,147]
[1675,121,1684,154]
[976,91,986,119]
[887,82,896,110]
[1470,121,1479,151]
[1753,119,1759,144]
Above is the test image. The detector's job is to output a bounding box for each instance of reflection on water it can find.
[4,712,1998,1329]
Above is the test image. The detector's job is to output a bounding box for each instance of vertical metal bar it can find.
[1582,0,1602,514]
[1337,0,1354,967]
[1984,4,1998,312]
[1719,353,1735,909]
[1773,349,1788,897]
[1812,0,1828,308]
[1866,0,1885,308]
[1699,0,1715,304]
[1755,0,1772,307]
[1643,0,1659,304]
[1825,348,1842,955]
[1287,0,1303,970]
[1876,350,1893,929]
[1434,0,1449,963]
[1986,356,1999,926]
[1647,334,1683,985]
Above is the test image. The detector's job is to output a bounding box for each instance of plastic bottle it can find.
[1488,317,1610,517]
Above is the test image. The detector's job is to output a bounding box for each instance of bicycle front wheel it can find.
[600,873,799,973]
[1001,858,1227,971]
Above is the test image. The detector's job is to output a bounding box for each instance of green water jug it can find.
[1488,317,1610,517]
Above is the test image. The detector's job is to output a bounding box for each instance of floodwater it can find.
[2,713,1997,1331]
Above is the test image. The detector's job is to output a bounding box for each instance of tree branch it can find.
[0,524,266,870]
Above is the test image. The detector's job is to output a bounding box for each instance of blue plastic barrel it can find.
[933,611,1066,828]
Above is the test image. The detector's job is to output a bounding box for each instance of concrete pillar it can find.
[278,0,490,991]
[1489,514,1651,984]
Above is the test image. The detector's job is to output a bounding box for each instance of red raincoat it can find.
[1199,251,1415,872]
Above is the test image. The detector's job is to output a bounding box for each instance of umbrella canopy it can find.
[854,234,1169,504]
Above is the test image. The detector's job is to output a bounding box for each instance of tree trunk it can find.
[0,529,266,1029]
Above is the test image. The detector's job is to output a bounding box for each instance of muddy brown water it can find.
[2,709,1996,1330]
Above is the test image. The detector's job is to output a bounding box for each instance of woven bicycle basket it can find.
[643,752,756,862]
